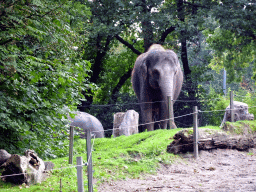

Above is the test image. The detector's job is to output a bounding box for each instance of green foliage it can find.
[205,0,256,82]
[94,42,138,103]
[199,87,256,127]
[234,90,256,118]
[199,87,229,126]
[0,0,91,159]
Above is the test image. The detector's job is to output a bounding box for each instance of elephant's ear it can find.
[166,49,180,66]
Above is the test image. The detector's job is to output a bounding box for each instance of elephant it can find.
[131,44,183,131]
[67,111,104,138]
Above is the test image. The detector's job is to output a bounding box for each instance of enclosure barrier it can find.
[2,92,256,191]
[69,128,93,192]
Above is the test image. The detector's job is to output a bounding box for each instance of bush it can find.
[0,0,91,159]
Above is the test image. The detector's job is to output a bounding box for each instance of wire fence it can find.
[77,92,256,132]
[86,106,256,136]
[77,97,224,108]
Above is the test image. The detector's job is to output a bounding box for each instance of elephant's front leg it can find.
[159,101,169,129]
[160,101,177,129]
[141,102,154,131]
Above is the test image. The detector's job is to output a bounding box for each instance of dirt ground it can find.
[97,148,256,192]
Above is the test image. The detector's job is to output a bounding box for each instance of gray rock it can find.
[68,111,104,138]
[44,161,54,171]
[113,110,139,137]
[220,101,254,127]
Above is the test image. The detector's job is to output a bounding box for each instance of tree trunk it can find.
[80,35,112,110]
[141,0,154,51]
[176,0,198,110]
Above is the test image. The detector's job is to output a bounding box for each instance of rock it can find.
[113,110,139,137]
[113,112,125,137]
[220,101,254,127]
[0,149,11,167]
[68,111,104,138]
[44,161,55,171]
[1,150,46,185]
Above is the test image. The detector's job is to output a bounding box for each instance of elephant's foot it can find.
[144,124,154,132]
[169,121,177,129]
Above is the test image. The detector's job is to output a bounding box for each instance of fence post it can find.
[230,91,234,122]
[69,126,74,164]
[193,106,198,159]
[86,130,93,192]
[168,96,176,129]
[76,156,84,192]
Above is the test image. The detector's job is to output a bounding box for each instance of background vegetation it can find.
[0,0,255,159]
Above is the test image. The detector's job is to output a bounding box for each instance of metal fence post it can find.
[230,91,234,122]
[86,130,93,192]
[76,156,84,192]
[193,106,198,159]
[69,126,74,164]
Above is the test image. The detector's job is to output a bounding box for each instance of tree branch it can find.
[115,35,142,55]
[111,68,133,103]
[0,39,14,46]
[183,2,210,9]
[158,26,176,44]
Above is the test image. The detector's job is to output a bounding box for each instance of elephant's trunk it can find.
[159,74,174,101]
[158,74,175,129]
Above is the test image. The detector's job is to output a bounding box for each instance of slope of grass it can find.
[0,129,181,191]
[2,123,247,192]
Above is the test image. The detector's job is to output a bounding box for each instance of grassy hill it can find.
[3,122,253,192]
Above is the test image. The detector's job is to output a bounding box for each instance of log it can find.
[1,150,47,185]
[167,128,256,154]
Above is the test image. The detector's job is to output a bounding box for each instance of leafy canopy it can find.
[0,0,91,159]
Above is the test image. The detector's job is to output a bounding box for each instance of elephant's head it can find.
[142,45,183,102]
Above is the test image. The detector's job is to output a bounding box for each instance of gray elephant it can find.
[131,44,183,131]
[68,111,104,138]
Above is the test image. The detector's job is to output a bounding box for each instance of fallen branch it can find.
[167,128,256,154]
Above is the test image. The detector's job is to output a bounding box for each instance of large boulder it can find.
[220,101,254,127]
[113,110,139,137]
[68,111,104,138]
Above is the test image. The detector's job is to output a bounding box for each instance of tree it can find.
[85,0,215,104]
[78,0,225,130]
[0,0,91,158]
[205,0,256,83]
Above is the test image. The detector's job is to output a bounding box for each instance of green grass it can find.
[1,122,253,192]
[0,129,181,191]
